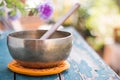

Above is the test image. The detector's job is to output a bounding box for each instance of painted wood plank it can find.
[60,27,120,80]
[16,74,59,80]
[0,31,14,80]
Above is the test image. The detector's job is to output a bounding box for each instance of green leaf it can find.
[0,1,4,6]
[5,0,12,4]
[18,8,25,15]
[14,1,25,15]
[32,8,38,13]
[0,10,5,16]
[9,10,16,16]
[16,1,25,8]
[6,4,13,8]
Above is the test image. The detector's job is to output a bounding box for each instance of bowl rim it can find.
[7,30,72,41]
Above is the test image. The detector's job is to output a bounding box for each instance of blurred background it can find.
[1,0,120,76]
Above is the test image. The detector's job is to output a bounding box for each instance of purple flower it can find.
[37,0,54,20]
[8,10,21,21]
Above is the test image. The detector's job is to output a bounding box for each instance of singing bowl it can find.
[7,30,72,68]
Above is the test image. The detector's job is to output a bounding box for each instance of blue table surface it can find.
[0,27,120,80]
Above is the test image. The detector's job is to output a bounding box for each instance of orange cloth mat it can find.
[8,60,70,76]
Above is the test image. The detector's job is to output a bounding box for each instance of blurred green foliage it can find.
[75,0,120,53]
[0,0,26,16]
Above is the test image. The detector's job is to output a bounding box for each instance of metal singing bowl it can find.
[7,30,72,68]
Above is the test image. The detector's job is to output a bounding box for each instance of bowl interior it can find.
[9,30,71,39]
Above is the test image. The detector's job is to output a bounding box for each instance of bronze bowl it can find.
[7,30,72,68]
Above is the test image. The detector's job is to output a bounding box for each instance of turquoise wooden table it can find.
[0,27,120,80]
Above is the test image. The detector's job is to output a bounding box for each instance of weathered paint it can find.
[0,31,14,80]
[60,27,120,80]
